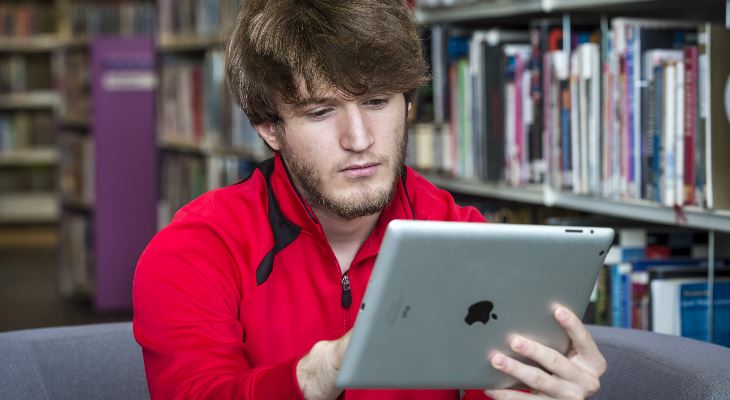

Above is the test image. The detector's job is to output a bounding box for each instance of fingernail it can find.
[556,307,568,321]
[492,353,508,369]
[484,389,496,398]
[511,337,526,352]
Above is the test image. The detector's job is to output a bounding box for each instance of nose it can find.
[339,103,374,153]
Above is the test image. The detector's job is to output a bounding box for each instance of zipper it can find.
[341,273,352,309]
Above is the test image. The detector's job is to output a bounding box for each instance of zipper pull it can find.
[341,274,352,308]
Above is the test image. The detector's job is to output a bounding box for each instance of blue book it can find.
[627,28,636,193]
[610,263,632,328]
[635,258,730,273]
[680,281,730,347]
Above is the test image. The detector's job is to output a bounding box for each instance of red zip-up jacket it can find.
[133,154,495,399]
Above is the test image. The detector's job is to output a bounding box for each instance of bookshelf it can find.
[155,0,269,228]
[0,192,58,223]
[412,0,730,345]
[0,2,60,227]
[49,0,159,309]
[0,148,58,166]
[0,92,59,109]
[0,35,65,53]
[41,0,265,307]
[424,173,730,233]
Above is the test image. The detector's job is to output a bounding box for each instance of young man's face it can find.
[260,89,408,220]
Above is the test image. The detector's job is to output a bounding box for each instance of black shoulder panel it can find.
[255,158,302,285]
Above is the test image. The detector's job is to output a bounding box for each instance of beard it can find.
[278,125,408,221]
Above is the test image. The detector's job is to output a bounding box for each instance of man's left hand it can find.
[484,305,607,400]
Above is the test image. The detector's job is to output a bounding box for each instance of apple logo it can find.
[465,300,498,325]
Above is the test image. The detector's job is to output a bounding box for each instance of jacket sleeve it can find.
[132,218,306,400]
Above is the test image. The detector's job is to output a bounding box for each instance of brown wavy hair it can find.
[225,0,429,125]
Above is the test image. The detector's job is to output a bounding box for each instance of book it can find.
[703,24,730,210]
[650,272,730,341]
[680,280,730,347]
[59,133,93,206]
[158,0,241,40]
[67,2,155,37]
[0,4,55,38]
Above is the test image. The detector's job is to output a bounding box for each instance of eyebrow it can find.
[291,97,338,109]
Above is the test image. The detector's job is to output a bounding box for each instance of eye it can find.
[306,108,332,120]
[364,98,389,108]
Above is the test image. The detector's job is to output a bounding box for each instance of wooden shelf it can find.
[0,92,60,109]
[60,36,91,48]
[59,115,92,129]
[157,34,227,52]
[61,196,93,212]
[0,35,65,52]
[424,174,730,233]
[0,193,59,224]
[0,148,59,166]
[158,136,268,160]
[0,225,58,248]
[415,0,662,23]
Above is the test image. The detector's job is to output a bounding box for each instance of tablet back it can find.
[337,220,614,389]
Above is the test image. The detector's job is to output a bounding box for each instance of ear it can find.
[254,121,282,151]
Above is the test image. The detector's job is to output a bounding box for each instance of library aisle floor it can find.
[0,248,131,332]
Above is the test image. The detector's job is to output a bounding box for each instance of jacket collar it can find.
[267,153,415,258]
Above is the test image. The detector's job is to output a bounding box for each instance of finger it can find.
[509,335,583,381]
[490,352,579,399]
[554,306,606,373]
[483,389,537,400]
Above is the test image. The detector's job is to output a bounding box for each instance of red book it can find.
[548,29,562,51]
[191,66,204,142]
[683,46,698,205]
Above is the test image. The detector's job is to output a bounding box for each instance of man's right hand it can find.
[296,330,352,400]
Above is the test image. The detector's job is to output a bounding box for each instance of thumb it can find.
[333,330,353,369]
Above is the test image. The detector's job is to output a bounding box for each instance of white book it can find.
[415,124,436,170]
[663,63,677,207]
[650,279,686,336]
[675,60,685,206]
[588,43,601,195]
[579,44,591,195]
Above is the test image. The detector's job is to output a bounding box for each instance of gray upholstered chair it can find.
[588,325,730,400]
[0,322,148,400]
[1,322,729,399]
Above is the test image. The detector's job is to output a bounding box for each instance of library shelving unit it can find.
[155,0,270,229]
[52,0,159,311]
[411,0,730,344]
[0,3,62,246]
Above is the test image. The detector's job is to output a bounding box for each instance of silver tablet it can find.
[336,220,614,390]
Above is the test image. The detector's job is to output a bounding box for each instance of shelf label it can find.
[102,71,157,92]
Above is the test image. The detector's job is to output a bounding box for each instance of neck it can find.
[314,207,381,273]
[314,207,380,248]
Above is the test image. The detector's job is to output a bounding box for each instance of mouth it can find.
[340,162,380,178]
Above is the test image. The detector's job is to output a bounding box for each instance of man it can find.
[133,0,607,399]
